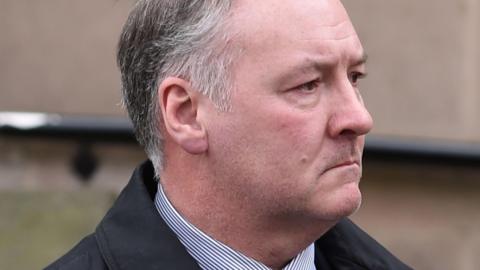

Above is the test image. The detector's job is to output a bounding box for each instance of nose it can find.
[327,86,373,138]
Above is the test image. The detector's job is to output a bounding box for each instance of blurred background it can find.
[0,0,479,269]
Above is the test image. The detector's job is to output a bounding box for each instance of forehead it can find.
[232,0,351,33]
[230,0,363,62]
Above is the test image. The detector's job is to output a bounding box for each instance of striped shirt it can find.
[155,183,316,270]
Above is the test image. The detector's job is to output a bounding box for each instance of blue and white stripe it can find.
[155,183,316,270]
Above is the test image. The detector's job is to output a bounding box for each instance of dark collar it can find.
[95,160,201,270]
[315,218,412,269]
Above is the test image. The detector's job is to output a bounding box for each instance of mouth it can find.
[325,159,360,171]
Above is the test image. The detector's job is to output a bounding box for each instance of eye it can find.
[349,71,366,86]
[295,79,320,93]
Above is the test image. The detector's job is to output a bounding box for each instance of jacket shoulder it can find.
[44,234,108,270]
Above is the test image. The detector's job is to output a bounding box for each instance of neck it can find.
[160,156,336,268]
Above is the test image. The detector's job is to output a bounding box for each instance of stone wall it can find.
[344,0,480,142]
[1,0,479,142]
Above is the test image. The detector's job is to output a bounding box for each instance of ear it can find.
[158,77,208,154]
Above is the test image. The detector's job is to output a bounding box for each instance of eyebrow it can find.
[275,52,368,87]
[296,51,368,72]
[352,52,368,66]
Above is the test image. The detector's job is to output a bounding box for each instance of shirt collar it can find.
[155,182,316,270]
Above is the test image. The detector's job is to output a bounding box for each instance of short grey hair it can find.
[117,0,236,177]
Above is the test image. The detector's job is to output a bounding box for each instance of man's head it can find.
[119,0,372,222]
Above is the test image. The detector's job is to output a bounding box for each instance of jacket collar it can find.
[315,217,412,269]
[95,161,201,270]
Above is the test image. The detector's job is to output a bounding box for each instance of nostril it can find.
[339,129,357,137]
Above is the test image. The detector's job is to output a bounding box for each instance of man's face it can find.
[202,0,373,222]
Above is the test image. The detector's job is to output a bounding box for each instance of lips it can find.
[325,159,360,171]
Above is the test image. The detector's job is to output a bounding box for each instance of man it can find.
[47,0,412,269]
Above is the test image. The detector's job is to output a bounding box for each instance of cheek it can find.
[266,109,329,162]
[208,97,328,173]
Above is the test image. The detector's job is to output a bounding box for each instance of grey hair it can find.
[117,0,236,177]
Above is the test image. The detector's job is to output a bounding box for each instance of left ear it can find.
[158,77,208,154]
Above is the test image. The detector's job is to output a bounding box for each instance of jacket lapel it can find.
[95,161,201,270]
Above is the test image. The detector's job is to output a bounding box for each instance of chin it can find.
[339,188,362,216]
[318,183,362,221]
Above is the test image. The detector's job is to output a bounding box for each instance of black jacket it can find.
[45,161,412,270]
